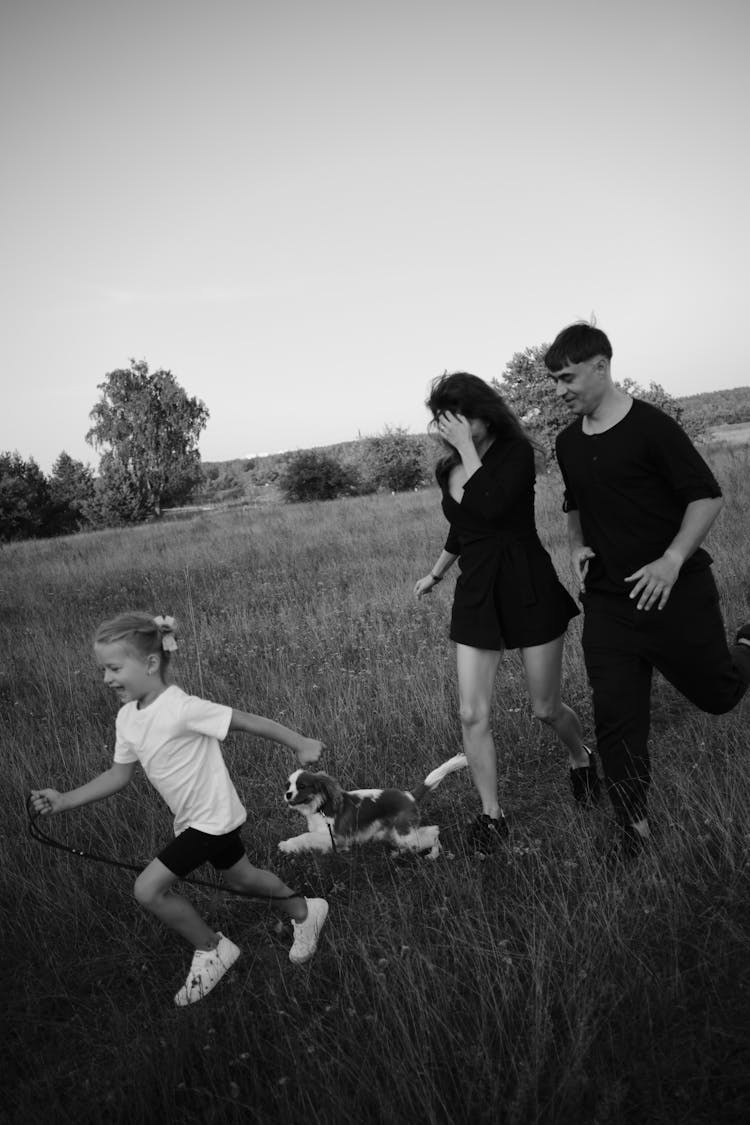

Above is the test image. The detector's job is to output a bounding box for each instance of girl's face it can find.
[94,641,163,708]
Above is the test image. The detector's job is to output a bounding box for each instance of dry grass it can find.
[2,448,750,1125]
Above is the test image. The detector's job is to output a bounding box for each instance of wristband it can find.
[430,572,443,583]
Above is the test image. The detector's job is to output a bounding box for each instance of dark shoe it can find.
[605,823,649,867]
[466,813,509,852]
[569,750,601,808]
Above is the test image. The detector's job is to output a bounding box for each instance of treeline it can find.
[197,430,436,506]
[677,385,750,431]
[0,428,435,542]
[3,358,749,543]
[1,359,207,543]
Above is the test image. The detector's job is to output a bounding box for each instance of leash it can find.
[25,795,303,903]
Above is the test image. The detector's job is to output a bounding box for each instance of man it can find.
[545,322,750,858]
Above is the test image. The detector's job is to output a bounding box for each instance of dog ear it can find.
[317,775,344,815]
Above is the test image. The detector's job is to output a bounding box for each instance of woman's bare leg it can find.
[456,643,504,817]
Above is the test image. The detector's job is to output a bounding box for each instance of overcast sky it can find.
[2,0,748,472]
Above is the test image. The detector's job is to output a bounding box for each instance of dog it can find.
[278,753,467,859]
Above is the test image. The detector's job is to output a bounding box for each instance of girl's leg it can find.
[223,856,329,966]
[221,856,307,922]
[134,859,219,950]
[456,643,503,818]
[520,635,589,767]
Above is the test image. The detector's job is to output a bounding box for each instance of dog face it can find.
[285,769,344,815]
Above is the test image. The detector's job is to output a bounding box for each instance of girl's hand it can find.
[29,788,64,816]
[436,411,473,453]
[414,574,438,598]
[296,738,324,766]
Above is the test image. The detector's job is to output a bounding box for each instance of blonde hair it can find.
[94,612,178,671]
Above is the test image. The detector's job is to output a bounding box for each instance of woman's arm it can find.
[437,413,483,482]
[30,761,136,816]
[229,711,324,765]
[414,550,458,598]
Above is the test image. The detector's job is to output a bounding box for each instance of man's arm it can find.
[624,496,724,611]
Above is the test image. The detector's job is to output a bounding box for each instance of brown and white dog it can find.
[279,753,467,859]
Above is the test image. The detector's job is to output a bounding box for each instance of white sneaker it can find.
[174,933,240,1007]
[289,898,329,964]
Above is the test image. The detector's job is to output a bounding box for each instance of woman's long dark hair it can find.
[426,371,535,486]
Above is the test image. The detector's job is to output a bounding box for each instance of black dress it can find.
[440,437,578,651]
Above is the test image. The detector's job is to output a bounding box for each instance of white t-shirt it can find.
[113,685,246,836]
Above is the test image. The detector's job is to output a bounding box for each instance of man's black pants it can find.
[581,568,750,823]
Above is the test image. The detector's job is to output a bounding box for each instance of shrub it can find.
[365,427,425,492]
[279,449,361,502]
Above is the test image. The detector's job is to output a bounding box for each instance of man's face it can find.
[548,356,609,416]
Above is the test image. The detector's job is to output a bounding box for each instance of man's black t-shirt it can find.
[555,398,722,595]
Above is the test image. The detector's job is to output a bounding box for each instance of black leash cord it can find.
[25,796,302,903]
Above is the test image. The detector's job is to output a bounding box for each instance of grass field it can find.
[3,445,750,1125]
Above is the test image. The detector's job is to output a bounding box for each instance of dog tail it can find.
[411,753,468,801]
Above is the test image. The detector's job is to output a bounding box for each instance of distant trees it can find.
[87,359,208,519]
[0,450,97,542]
[277,427,431,503]
[677,386,750,433]
[0,452,50,542]
[494,345,564,461]
[5,346,746,543]
[1,358,209,541]
[47,452,96,535]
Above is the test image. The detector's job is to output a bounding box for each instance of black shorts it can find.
[157,827,246,878]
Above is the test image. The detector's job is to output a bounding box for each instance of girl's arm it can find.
[414,549,458,598]
[229,711,324,766]
[30,761,136,816]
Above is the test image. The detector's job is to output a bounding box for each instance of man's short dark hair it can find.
[544,324,613,372]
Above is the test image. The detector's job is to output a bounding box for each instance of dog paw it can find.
[278,839,294,853]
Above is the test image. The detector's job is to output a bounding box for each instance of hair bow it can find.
[154,615,178,652]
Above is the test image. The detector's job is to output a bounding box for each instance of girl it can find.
[414,373,598,849]
[30,612,328,1007]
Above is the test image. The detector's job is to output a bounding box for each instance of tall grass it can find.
[3,449,750,1124]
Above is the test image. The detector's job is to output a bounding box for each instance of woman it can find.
[414,372,597,849]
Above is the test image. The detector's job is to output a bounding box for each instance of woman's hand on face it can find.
[436,411,473,452]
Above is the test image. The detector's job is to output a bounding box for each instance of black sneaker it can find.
[569,750,601,809]
[735,621,750,645]
[466,813,509,852]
